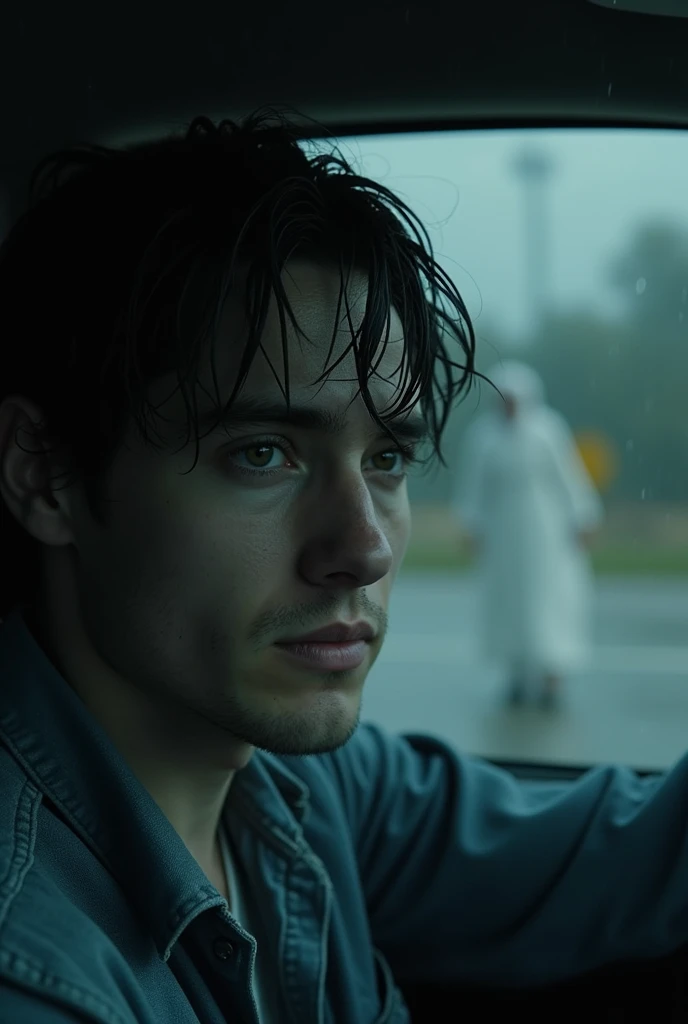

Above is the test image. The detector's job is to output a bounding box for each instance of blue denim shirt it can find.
[1,604,688,1023]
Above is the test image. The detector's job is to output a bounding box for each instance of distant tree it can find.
[606,221,688,501]
[608,221,688,338]
[503,220,688,502]
[417,221,688,505]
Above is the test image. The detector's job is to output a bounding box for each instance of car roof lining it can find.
[2,0,688,214]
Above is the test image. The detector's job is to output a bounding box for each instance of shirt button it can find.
[213,938,235,961]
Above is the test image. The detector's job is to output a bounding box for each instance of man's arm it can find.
[328,723,688,989]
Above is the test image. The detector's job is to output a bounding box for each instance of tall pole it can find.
[512,147,555,337]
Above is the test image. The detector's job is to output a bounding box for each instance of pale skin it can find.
[0,261,421,900]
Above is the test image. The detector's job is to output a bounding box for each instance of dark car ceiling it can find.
[1,0,688,220]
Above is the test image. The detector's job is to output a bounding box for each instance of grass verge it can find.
[401,546,688,576]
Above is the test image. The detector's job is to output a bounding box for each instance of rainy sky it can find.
[333,128,688,341]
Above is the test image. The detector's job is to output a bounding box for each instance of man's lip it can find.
[275,622,376,644]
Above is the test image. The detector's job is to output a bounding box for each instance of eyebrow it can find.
[197,398,430,445]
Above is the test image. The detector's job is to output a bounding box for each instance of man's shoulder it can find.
[0,737,40,870]
[0,743,144,1024]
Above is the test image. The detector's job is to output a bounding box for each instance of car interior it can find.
[2,0,688,1019]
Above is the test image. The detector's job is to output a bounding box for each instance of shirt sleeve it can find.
[337,722,688,989]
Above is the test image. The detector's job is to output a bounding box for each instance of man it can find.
[0,113,687,1024]
[454,361,603,709]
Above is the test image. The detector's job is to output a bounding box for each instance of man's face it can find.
[47,261,417,757]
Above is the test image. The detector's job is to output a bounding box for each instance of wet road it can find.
[362,573,688,771]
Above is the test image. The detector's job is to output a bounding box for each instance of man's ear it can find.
[0,395,76,548]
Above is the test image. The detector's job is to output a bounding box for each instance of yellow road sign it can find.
[575,431,618,492]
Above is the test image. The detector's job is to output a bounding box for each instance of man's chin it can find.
[246,693,362,757]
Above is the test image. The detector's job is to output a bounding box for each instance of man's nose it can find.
[296,475,395,589]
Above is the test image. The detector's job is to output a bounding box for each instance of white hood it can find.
[490,361,545,412]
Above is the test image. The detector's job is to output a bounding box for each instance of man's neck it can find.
[203,830,231,906]
[28,590,246,884]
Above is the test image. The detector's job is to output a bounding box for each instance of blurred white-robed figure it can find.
[453,362,603,707]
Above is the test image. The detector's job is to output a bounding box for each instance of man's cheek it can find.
[234,518,287,574]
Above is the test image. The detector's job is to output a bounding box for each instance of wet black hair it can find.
[0,108,476,616]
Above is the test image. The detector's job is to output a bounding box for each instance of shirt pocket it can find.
[372,947,411,1024]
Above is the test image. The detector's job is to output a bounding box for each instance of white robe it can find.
[453,368,603,675]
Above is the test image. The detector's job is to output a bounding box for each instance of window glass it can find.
[341,129,688,770]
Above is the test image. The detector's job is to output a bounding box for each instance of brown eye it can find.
[226,438,294,476]
[243,444,277,468]
[372,452,399,472]
[370,448,415,476]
